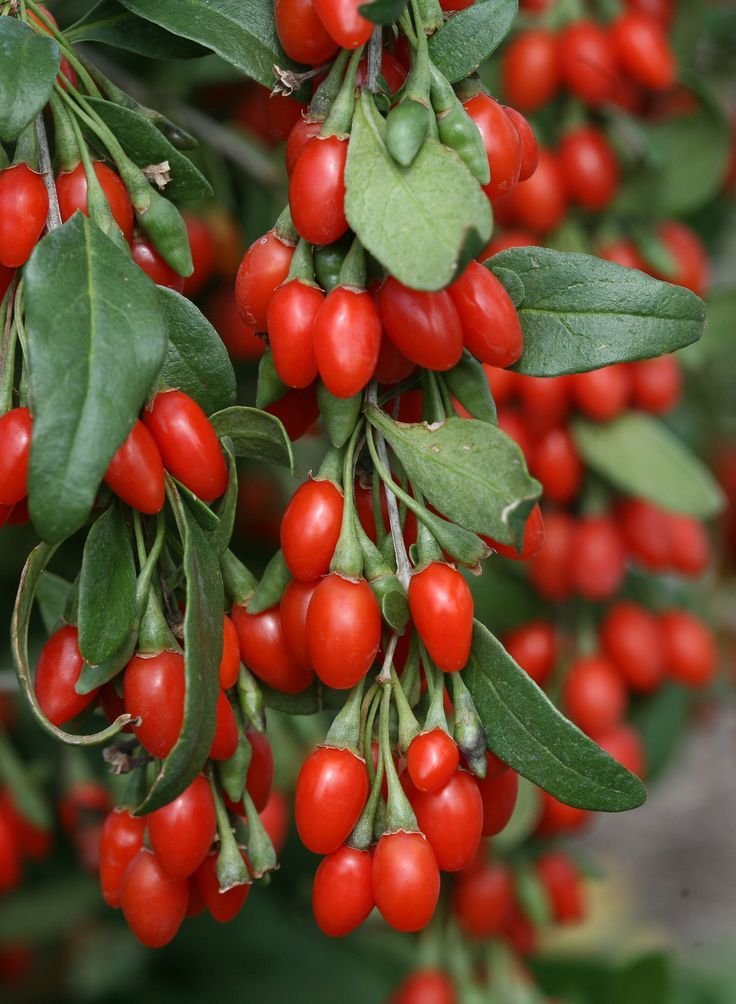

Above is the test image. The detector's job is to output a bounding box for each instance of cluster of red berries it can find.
[0,787,52,895]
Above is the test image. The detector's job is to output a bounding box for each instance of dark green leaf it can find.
[256,351,288,409]
[137,485,223,813]
[572,413,725,518]
[176,478,221,532]
[487,248,706,376]
[0,18,60,142]
[261,680,343,715]
[463,621,646,811]
[345,92,491,291]
[25,215,167,543]
[442,352,497,424]
[247,550,291,615]
[66,0,208,57]
[209,438,238,555]
[36,572,72,635]
[490,265,525,308]
[359,0,407,25]
[158,288,236,416]
[0,876,100,944]
[366,406,540,547]
[317,383,362,447]
[116,0,298,88]
[85,97,212,203]
[78,504,136,665]
[428,0,517,83]
[210,406,294,471]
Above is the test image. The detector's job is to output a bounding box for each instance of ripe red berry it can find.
[260,790,290,855]
[536,851,585,923]
[148,774,216,881]
[408,563,474,673]
[246,731,275,812]
[56,162,134,242]
[219,615,241,690]
[267,278,323,388]
[193,850,251,923]
[516,374,570,434]
[502,30,560,113]
[281,478,344,581]
[232,603,314,693]
[530,510,575,601]
[377,278,463,371]
[210,690,239,761]
[616,497,672,572]
[448,261,523,367]
[503,620,557,686]
[0,164,49,268]
[181,214,218,298]
[530,428,583,505]
[563,655,627,738]
[570,364,631,420]
[99,808,147,909]
[306,574,381,688]
[571,515,626,601]
[34,625,98,727]
[454,860,514,938]
[503,107,538,181]
[487,503,545,561]
[407,769,483,872]
[630,355,682,414]
[313,844,374,937]
[0,408,32,506]
[123,649,185,758]
[312,0,372,48]
[558,126,620,211]
[600,601,665,693]
[535,790,590,837]
[289,136,349,246]
[120,848,189,948]
[0,810,22,893]
[295,746,369,854]
[392,969,457,1004]
[313,286,382,398]
[235,230,295,330]
[406,729,460,794]
[274,0,339,64]
[132,236,186,292]
[280,578,319,671]
[668,514,710,577]
[659,609,716,688]
[372,830,440,932]
[611,12,676,91]
[462,94,522,201]
[503,149,567,234]
[104,419,165,514]
[559,20,618,105]
[654,221,709,297]
[597,721,646,776]
[477,762,519,836]
[598,238,647,270]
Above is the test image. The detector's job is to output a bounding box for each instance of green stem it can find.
[380,684,417,833]
[322,46,364,137]
[329,420,365,579]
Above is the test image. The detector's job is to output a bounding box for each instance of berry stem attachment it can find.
[380,683,418,833]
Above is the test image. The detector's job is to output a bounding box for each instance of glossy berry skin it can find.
[530,428,583,505]
[207,286,264,361]
[295,746,369,854]
[571,515,626,601]
[559,127,620,211]
[408,563,473,673]
[56,162,134,242]
[503,107,538,181]
[275,0,338,64]
[265,386,320,441]
[35,626,98,727]
[0,165,48,268]
[530,511,575,601]
[99,809,147,908]
[290,136,349,245]
[375,334,415,385]
[246,731,275,812]
[280,578,319,670]
[236,230,295,330]
[232,603,314,693]
[503,620,557,686]
[407,729,459,794]
[502,30,560,113]
[219,614,241,690]
[372,831,440,932]
[669,514,709,576]
[314,286,381,398]
[104,419,165,514]
[286,117,324,175]
[392,970,457,1004]
[559,20,618,105]
[611,12,676,91]
[312,844,374,936]
[281,478,344,581]
[0,408,32,506]
[143,390,227,503]
[600,601,665,693]
[654,221,709,296]
[463,94,521,201]
[120,848,189,948]
[477,763,519,836]
[123,650,185,758]
[448,261,523,367]
[408,770,483,872]
[564,655,627,738]
[630,355,681,414]
[377,278,463,371]
[306,574,381,689]
[260,790,290,855]
[181,214,218,298]
[267,279,322,388]
[210,691,239,761]
[132,237,185,292]
[312,0,372,49]
[536,852,585,923]
[659,610,715,688]
[570,364,631,421]
[148,774,216,880]
[503,150,567,234]
[485,503,545,561]
[454,861,514,938]
[194,851,251,922]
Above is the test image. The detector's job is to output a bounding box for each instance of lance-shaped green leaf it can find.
[0,18,60,142]
[210,406,294,472]
[157,288,236,417]
[442,352,497,425]
[345,92,491,291]
[25,215,167,543]
[116,0,298,87]
[136,485,223,813]
[359,0,407,25]
[463,622,646,811]
[366,406,540,547]
[36,573,72,635]
[428,0,517,83]
[66,0,208,57]
[572,413,724,518]
[486,248,706,376]
[261,680,344,715]
[11,542,134,745]
[317,384,362,448]
[78,504,137,665]
[84,98,211,203]
[209,438,238,555]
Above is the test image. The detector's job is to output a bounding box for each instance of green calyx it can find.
[321,46,364,139]
[246,549,291,615]
[329,423,365,580]
[220,549,257,606]
[310,49,351,121]
[429,62,490,186]
[325,676,365,754]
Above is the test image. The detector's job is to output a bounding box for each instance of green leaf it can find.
[359,0,407,25]
[491,265,525,308]
[78,504,136,665]
[463,621,646,811]
[176,478,221,532]
[572,413,725,518]
[366,406,540,547]
[487,248,706,376]
[116,0,298,88]
[84,97,211,203]
[137,485,223,813]
[345,92,491,291]
[428,0,517,83]
[66,0,208,57]
[209,438,239,555]
[261,680,343,715]
[317,383,362,448]
[210,406,294,472]
[36,572,72,635]
[442,352,497,424]
[158,288,236,416]
[25,215,167,544]
[11,542,134,745]
[0,18,60,142]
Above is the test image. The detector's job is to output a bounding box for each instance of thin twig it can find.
[367,383,412,589]
[366,26,383,91]
[35,113,62,231]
